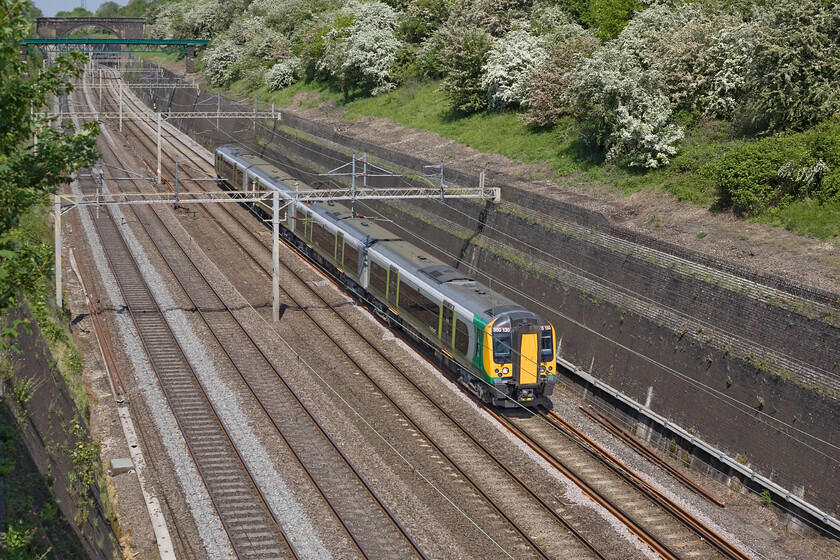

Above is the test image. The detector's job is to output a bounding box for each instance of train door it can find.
[512,325,540,387]
[387,266,399,307]
[336,232,344,267]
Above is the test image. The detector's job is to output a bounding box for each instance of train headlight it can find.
[548,366,553,371]
[502,367,509,375]
[539,365,546,374]
[494,369,499,374]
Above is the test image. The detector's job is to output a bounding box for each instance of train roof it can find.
[306,203,401,246]
[370,239,526,323]
[217,145,298,185]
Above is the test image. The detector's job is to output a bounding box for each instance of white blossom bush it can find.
[742,0,840,130]
[249,0,341,34]
[702,22,755,119]
[317,1,401,97]
[481,22,546,110]
[563,43,684,168]
[529,5,586,42]
[447,0,531,37]
[203,38,246,86]
[266,57,302,90]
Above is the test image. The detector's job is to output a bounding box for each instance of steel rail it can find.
[127,183,427,560]
[103,81,567,559]
[72,76,299,560]
[145,150,605,560]
[94,72,427,558]
[541,409,752,560]
[579,404,726,507]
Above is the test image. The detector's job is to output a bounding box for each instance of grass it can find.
[756,199,840,240]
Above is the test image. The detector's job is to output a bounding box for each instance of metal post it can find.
[99,68,102,107]
[253,96,257,130]
[157,112,162,184]
[272,191,280,322]
[93,164,103,219]
[119,84,123,132]
[351,154,356,217]
[216,93,220,129]
[54,195,62,310]
[174,155,180,210]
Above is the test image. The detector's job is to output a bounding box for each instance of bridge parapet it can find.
[35,17,146,40]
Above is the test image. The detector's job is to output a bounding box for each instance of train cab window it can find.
[493,331,512,363]
[399,280,440,334]
[312,224,335,256]
[370,261,387,296]
[454,318,470,356]
[343,243,359,277]
[540,328,553,361]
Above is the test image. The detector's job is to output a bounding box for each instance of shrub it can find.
[563,42,684,167]
[583,0,641,39]
[249,0,341,35]
[481,22,546,110]
[715,137,810,214]
[398,0,452,43]
[523,33,598,127]
[447,0,533,37]
[438,24,493,112]
[742,0,840,131]
[203,38,245,86]
[266,58,302,90]
[317,1,402,97]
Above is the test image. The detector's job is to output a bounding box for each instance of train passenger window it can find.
[454,318,470,356]
[312,224,335,257]
[343,243,359,277]
[370,261,387,296]
[399,280,440,334]
[493,331,512,363]
[540,328,553,361]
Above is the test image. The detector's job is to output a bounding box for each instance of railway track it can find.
[89,199,297,560]
[493,407,752,560]
[97,69,609,559]
[82,65,757,559]
[76,69,429,559]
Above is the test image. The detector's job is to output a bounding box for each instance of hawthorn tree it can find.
[0,0,100,329]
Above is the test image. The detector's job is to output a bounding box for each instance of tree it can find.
[96,1,121,18]
[438,24,492,112]
[317,1,401,98]
[583,0,640,39]
[481,22,546,110]
[55,7,93,17]
[563,42,684,167]
[120,0,151,18]
[0,1,100,332]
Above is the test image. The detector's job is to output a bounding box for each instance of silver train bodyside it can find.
[215,144,557,407]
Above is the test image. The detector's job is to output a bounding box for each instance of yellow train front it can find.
[474,310,557,407]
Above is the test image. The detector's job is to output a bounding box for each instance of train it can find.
[215,144,557,407]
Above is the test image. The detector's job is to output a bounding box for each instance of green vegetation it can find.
[63,0,840,239]
[1,1,100,347]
